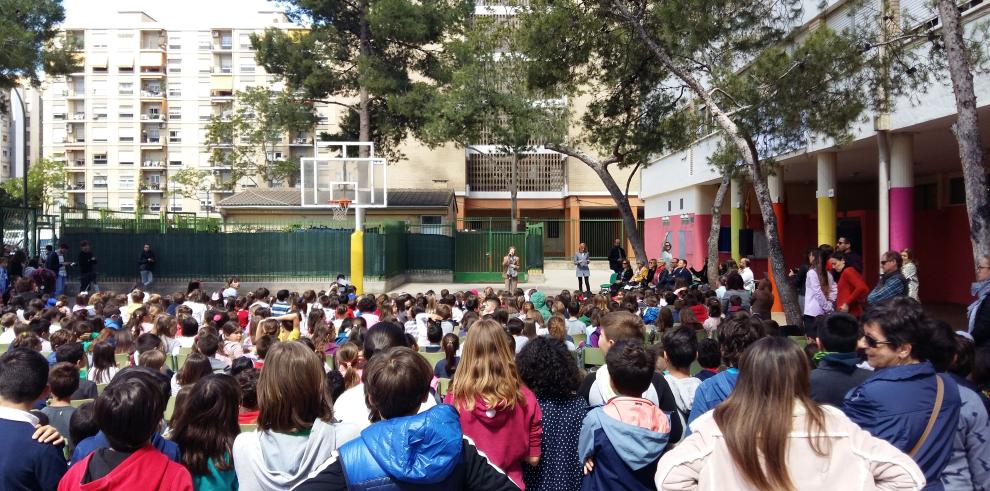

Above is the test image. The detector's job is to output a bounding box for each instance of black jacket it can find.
[608,246,626,271]
[44,252,60,272]
[139,250,156,271]
[973,294,990,349]
[77,251,97,274]
[809,353,873,407]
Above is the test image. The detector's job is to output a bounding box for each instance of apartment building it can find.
[1,92,9,180]
[641,0,990,306]
[41,9,326,215]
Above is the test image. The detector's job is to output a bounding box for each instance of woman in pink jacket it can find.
[655,336,925,491]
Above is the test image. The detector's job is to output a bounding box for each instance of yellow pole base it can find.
[351,230,364,295]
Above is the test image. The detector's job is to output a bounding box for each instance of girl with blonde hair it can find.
[444,319,543,489]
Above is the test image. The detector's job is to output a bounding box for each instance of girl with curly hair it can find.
[517,336,588,491]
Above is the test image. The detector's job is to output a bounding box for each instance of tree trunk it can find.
[511,152,519,233]
[937,0,990,263]
[707,173,730,288]
[358,3,371,159]
[546,144,648,264]
[616,1,801,324]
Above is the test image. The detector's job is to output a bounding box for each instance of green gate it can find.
[454,230,528,283]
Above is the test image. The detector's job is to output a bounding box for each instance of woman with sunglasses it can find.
[967,254,990,349]
[842,297,961,491]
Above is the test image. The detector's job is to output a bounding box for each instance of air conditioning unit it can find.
[212,32,220,38]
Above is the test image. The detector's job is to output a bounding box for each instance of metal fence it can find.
[456,217,644,260]
[60,207,221,233]
[0,207,59,257]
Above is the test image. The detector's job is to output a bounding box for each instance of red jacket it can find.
[688,304,709,323]
[58,445,193,491]
[837,267,870,317]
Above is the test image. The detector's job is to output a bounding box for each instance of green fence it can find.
[61,207,220,233]
[456,217,644,260]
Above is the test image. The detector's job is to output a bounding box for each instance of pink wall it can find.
[915,206,972,305]
[889,187,914,252]
[642,214,709,268]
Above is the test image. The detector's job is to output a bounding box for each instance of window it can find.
[546,220,560,239]
[168,106,181,120]
[198,33,212,50]
[119,198,135,212]
[169,160,182,166]
[92,196,108,209]
[679,198,684,210]
[167,83,181,97]
[239,56,255,73]
[119,151,135,165]
[91,127,108,143]
[118,32,135,40]
[119,175,135,190]
[239,33,252,49]
[93,153,108,165]
[168,36,181,49]
[169,130,181,143]
[167,58,181,73]
[91,80,107,96]
[667,200,671,212]
[119,105,134,119]
[93,175,108,188]
[420,215,444,234]
[119,66,133,74]
[199,55,212,74]
[118,127,135,143]
[199,104,214,121]
[118,82,133,95]
[148,198,162,212]
[93,104,108,120]
[91,32,108,49]
[198,191,214,211]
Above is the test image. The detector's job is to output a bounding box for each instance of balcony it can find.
[210,89,234,100]
[212,66,233,74]
[140,136,162,144]
[289,137,314,146]
[140,90,163,99]
[140,183,164,193]
[66,183,86,191]
[466,152,566,193]
[140,113,163,121]
[72,112,86,121]
[141,161,165,168]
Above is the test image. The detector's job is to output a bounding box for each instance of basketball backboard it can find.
[300,142,387,208]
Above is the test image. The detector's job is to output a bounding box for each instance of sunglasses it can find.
[861,334,894,348]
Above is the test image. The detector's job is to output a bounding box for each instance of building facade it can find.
[641,0,990,306]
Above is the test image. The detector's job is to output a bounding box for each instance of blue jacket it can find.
[71,431,180,465]
[577,406,669,491]
[0,417,67,491]
[686,369,738,431]
[842,362,961,491]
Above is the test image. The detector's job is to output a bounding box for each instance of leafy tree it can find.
[525,0,923,324]
[517,2,695,264]
[172,87,317,200]
[251,0,472,159]
[421,19,566,233]
[0,0,78,102]
[0,158,66,211]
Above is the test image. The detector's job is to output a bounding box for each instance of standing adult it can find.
[836,236,864,275]
[138,244,156,288]
[790,247,816,316]
[44,244,67,295]
[77,241,98,293]
[901,248,920,302]
[573,243,591,293]
[966,254,990,349]
[607,239,626,276]
[866,251,908,306]
[660,240,673,267]
[804,246,837,339]
[503,246,520,293]
[832,251,870,317]
[738,258,755,292]
[842,297,961,491]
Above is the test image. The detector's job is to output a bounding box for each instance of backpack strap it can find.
[908,374,944,457]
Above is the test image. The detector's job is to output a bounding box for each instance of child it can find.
[809,313,874,407]
[578,311,684,443]
[232,342,359,490]
[660,327,701,441]
[688,314,765,427]
[434,333,460,378]
[295,347,518,490]
[54,343,99,400]
[252,335,273,369]
[0,349,67,490]
[218,321,244,365]
[43,362,80,444]
[196,332,230,374]
[335,342,363,391]
[138,349,167,374]
[59,371,193,490]
[727,295,744,314]
[170,375,240,490]
[270,289,291,316]
[579,341,670,490]
[693,338,721,381]
[702,299,721,338]
[423,322,443,352]
[565,302,586,336]
[235,369,260,424]
[444,319,543,489]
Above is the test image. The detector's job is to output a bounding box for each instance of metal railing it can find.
[466,153,565,192]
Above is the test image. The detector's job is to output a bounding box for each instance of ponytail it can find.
[441,333,460,378]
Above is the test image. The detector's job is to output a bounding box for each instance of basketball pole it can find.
[351,207,364,295]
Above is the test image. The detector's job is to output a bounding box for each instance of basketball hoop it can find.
[330,199,351,221]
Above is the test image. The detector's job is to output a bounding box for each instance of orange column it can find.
[565,196,580,258]
[769,174,785,313]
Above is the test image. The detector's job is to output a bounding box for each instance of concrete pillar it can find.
[889,133,914,252]
[730,178,744,261]
[455,196,466,230]
[878,132,891,257]
[816,153,837,247]
[564,196,580,258]
[767,171,785,312]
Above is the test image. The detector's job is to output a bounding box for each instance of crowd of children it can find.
[0,265,986,491]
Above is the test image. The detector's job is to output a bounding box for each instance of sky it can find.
[62,0,285,28]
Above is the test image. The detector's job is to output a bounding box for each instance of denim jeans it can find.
[55,275,65,295]
[140,270,154,287]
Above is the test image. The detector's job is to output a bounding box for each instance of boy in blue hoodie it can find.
[687,314,764,429]
[579,341,671,491]
[296,347,518,491]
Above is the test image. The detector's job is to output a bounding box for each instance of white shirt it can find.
[184,301,207,325]
[0,405,39,426]
[740,267,755,292]
[0,328,15,344]
[333,383,436,430]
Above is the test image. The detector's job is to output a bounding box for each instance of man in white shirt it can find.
[739,257,755,292]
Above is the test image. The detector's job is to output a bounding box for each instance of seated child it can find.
[693,338,721,382]
[42,362,79,446]
[59,371,193,490]
[422,322,443,353]
[578,341,671,490]
[294,347,518,490]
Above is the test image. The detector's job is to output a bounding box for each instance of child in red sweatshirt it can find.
[444,319,543,489]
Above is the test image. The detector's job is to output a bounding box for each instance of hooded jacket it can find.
[656,405,926,491]
[232,417,359,491]
[445,386,542,489]
[809,352,874,408]
[578,398,671,491]
[58,445,192,491]
[530,291,552,322]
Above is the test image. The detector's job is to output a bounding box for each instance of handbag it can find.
[908,374,944,458]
